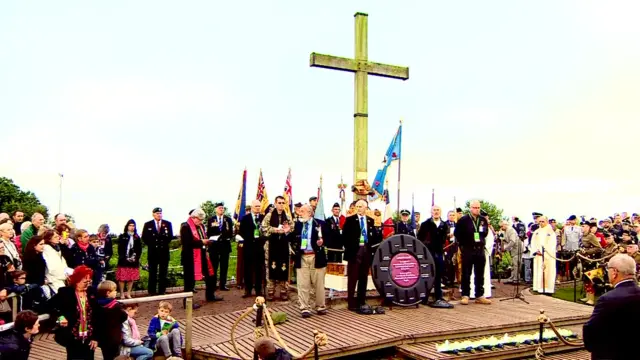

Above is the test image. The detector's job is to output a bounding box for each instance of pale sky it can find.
[1,1,639,233]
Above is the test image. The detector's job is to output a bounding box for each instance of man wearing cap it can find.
[579,220,603,304]
[207,202,234,293]
[142,207,174,295]
[454,200,491,305]
[417,205,453,308]
[530,216,557,294]
[309,197,318,213]
[293,203,303,222]
[326,203,344,263]
[561,215,581,252]
[395,210,414,236]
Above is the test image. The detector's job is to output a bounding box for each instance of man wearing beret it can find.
[395,210,414,236]
[142,207,174,295]
[207,202,234,295]
[326,203,344,263]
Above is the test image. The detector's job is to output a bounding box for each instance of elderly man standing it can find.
[207,202,234,292]
[181,208,216,304]
[342,199,382,313]
[142,207,174,295]
[530,216,557,294]
[291,204,328,318]
[261,196,293,301]
[583,254,640,360]
[454,200,491,305]
[500,220,521,284]
[20,213,44,255]
[239,200,266,298]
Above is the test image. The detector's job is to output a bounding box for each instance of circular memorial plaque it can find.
[371,234,435,306]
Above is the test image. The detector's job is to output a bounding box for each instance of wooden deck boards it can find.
[29,294,593,360]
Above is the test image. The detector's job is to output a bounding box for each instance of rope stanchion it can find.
[534,309,584,359]
[229,296,328,360]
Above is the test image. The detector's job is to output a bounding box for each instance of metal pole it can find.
[58,173,64,214]
[185,297,193,360]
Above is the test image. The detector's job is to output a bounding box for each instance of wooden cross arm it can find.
[310,53,409,80]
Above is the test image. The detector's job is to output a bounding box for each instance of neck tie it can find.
[360,216,368,243]
[157,221,161,232]
[219,217,223,230]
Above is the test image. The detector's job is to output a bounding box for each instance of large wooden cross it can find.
[310,12,409,198]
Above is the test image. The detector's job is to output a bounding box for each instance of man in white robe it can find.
[530,216,556,294]
[470,226,494,298]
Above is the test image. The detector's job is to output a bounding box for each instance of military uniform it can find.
[580,227,603,304]
[395,210,415,237]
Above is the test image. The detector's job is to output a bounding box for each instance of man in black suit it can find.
[142,207,174,295]
[239,200,266,298]
[342,199,382,312]
[417,205,454,308]
[583,254,640,360]
[206,202,234,294]
[325,203,343,263]
[454,200,490,305]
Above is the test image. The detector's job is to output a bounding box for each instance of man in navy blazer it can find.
[583,253,640,359]
[290,204,329,318]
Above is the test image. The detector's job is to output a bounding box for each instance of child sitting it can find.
[95,280,128,360]
[9,270,42,312]
[120,303,153,360]
[147,301,183,360]
[255,338,293,360]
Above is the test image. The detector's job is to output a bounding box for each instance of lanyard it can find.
[76,292,87,336]
[470,216,480,232]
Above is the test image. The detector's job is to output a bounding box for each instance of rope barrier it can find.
[229,296,328,360]
[534,309,584,359]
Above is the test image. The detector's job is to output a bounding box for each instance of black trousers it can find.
[461,246,486,298]
[347,246,372,309]
[148,249,170,295]
[327,250,343,263]
[209,243,230,290]
[243,245,265,296]
[66,339,94,360]
[432,252,445,301]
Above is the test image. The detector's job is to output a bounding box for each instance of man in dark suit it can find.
[206,202,234,294]
[325,203,343,263]
[417,205,453,308]
[142,207,174,295]
[583,254,640,360]
[291,204,329,318]
[454,200,490,305]
[342,199,382,312]
[239,200,266,298]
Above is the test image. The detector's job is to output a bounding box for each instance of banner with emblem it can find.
[233,168,247,222]
[283,168,293,219]
[314,175,326,222]
[371,123,402,196]
[256,169,269,214]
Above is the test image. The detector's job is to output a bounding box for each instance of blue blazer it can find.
[583,279,640,359]
[147,315,182,349]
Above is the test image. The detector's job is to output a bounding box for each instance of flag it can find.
[283,168,293,219]
[372,124,402,195]
[233,168,247,222]
[431,189,435,206]
[410,193,416,232]
[256,169,269,214]
[382,187,394,239]
[314,175,325,222]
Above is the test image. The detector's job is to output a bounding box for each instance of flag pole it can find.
[431,188,435,206]
[396,119,402,215]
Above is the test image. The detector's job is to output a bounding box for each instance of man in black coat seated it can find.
[417,205,453,308]
[583,253,640,360]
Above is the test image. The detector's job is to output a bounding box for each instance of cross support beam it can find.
[310,12,409,199]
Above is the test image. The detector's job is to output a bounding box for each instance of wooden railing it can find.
[0,291,195,360]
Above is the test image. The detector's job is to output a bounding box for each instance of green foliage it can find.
[0,177,49,219]
[200,200,232,219]
[464,199,504,230]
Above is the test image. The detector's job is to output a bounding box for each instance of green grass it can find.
[107,240,238,291]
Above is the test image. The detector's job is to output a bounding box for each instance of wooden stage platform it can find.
[29,293,593,360]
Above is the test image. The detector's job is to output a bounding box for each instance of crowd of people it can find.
[0,203,639,359]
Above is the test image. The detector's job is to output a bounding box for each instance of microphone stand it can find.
[501,234,529,304]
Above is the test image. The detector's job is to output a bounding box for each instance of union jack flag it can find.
[283,168,293,218]
[256,169,269,214]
